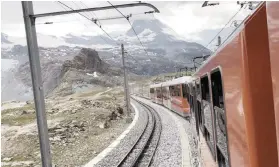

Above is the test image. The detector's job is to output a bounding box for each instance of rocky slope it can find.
[2,18,210,101]
[1,86,131,167]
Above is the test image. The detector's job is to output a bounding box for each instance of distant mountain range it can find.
[1,18,211,101]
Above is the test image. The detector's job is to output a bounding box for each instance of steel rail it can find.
[32,3,160,18]
[116,98,154,167]
[117,98,158,167]
[133,97,162,167]
[130,105,155,167]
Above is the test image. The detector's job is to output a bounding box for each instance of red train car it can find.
[149,2,279,166]
[190,2,278,167]
[150,83,163,105]
[150,76,192,117]
[161,76,192,117]
[267,1,279,162]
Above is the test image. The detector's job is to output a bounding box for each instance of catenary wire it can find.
[107,1,149,56]
[58,1,119,45]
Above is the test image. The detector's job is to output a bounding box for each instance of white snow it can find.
[138,29,157,42]
[2,33,114,49]
[1,59,19,72]
[86,72,98,77]
[162,27,186,41]
[1,101,26,111]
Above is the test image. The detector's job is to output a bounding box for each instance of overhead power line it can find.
[107,1,149,56]
[79,1,102,25]
[57,1,119,45]
[54,2,113,45]
[204,6,243,49]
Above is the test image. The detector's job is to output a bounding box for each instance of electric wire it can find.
[107,1,149,56]
[79,1,102,25]
[57,2,113,46]
[57,1,119,45]
[191,3,245,70]
[204,6,243,49]
[71,1,92,19]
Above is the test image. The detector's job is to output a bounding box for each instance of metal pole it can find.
[22,2,52,167]
[121,44,131,117]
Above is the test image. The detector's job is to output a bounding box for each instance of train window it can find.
[150,88,154,93]
[156,88,161,98]
[211,70,230,167]
[182,84,187,98]
[211,71,224,109]
[177,85,181,96]
[171,85,181,96]
[201,76,210,102]
[169,86,175,96]
[196,83,201,97]
[162,87,167,100]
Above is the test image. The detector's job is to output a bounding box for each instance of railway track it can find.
[117,97,162,167]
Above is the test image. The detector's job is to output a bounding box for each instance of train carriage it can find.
[267,1,279,162]
[150,83,163,105]
[190,2,278,167]
[148,2,279,167]
[161,76,192,117]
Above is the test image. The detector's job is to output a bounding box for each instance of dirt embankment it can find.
[1,87,132,167]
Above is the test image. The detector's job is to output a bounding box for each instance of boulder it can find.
[117,107,124,115]
[21,110,28,115]
[3,157,12,161]
[98,121,109,129]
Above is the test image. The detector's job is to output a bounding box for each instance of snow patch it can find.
[162,27,186,41]
[1,101,26,111]
[1,59,19,72]
[86,72,98,77]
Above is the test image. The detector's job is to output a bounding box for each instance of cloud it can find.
[1,1,255,44]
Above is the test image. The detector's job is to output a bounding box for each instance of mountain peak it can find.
[1,33,12,44]
[126,19,167,36]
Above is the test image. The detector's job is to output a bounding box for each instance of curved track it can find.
[117,97,162,167]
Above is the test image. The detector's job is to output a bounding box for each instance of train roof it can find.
[150,83,162,88]
[193,2,263,77]
[162,76,192,87]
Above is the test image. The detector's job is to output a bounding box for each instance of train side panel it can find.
[150,88,155,103]
[194,22,248,167]
[155,87,163,105]
[169,84,190,117]
[162,86,171,109]
[241,3,278,166]
[193,3,278,166]
[267,1,279,160]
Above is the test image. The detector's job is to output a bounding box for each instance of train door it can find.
[195,79,204,136]
[201,75,216,158]
[189,83,194,114]
[150,88,155,102]
[182,83,190,116]
[166,86,171,109]
[211,69,230,167]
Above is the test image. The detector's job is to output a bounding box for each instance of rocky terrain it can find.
[1,46,138,166]
[1,87,132,167]
[1,18,209,167]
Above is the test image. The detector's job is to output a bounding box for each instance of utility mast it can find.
[22,2,52,167]
[121,44,131,119]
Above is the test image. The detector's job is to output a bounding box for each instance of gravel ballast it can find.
[92,99,149,167]
[134,97,182,167]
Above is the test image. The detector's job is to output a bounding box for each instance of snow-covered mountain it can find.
[1,18,210,101]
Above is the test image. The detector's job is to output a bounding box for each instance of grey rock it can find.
[3,157,12,161]
[21,110,28,115]
[98,121,109,129]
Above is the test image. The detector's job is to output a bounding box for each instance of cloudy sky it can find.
[1,1,255,46]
